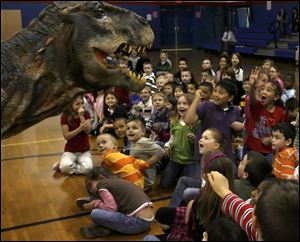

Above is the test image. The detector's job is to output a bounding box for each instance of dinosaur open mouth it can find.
[93,43,151,84]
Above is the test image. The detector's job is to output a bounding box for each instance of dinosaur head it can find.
[1,1,154,139]
[56,1,154,92]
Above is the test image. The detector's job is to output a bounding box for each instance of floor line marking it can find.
[1,138,65,147]
[1,150,100,162]
[0,196,171,232]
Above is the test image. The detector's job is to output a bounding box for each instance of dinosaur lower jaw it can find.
[93,45,148,85]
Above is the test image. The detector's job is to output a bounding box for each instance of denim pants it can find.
[160,160,201,189]
[90,209,152,234]
[143,165,157,191]
[143,235,161,241]
[168,176,201,207]
[183,188,200,204]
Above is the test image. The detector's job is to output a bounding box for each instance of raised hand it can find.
[207,171,231,199]
[249,66,261,86]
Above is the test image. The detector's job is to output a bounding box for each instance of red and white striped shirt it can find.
[222,193,258,241]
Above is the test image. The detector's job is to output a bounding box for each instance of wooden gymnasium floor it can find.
[1,115,173,241]
[1,49,298,241]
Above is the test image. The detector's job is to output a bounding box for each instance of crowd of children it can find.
[53,50,299,240]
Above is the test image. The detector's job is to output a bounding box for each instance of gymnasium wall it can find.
[1,1,298,48]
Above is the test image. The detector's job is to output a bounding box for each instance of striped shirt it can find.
[222,193,258,241]
[101,150,149,189]
[94,189,117,211]
[272,147,299,179]
[143,72,157,94]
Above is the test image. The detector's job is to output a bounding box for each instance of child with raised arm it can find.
[160,93,200,189]
[184,80,243,167]
[97,133,148,189]
[52,95,93,175]
[207,171,299,241]
[271,122,298,179]
[243,67,285,161]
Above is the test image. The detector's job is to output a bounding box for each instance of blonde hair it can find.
[152,92,167,101]
[96,133,118,146]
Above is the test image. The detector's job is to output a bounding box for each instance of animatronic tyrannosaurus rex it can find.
[1,1,154,139]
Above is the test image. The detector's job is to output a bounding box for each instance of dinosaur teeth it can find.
[128,45,132,54]
[126,70,145,84]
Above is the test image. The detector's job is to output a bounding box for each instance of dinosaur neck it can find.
[1,4,62,69]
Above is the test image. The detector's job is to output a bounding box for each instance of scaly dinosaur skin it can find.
[1,1,154,139]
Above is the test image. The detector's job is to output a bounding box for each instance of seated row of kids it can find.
[52,51,299,240]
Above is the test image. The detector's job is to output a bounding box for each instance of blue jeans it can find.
[183,188,200,204]
[90,209,152,234]
[168,176,201,207]
[143,235,161,241]
[144,165,157,191]
[160,160,201,189]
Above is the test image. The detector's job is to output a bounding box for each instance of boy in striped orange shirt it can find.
[271,122,298,179]
[97,133,149,189]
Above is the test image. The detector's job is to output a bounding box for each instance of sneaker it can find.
[76,197,91,209]
[80,224,112,238]
[52,162,60,172]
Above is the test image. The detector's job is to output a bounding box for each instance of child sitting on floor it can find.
[97,133,149,189]
[271,122,298,180]
[79,168,154,239]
